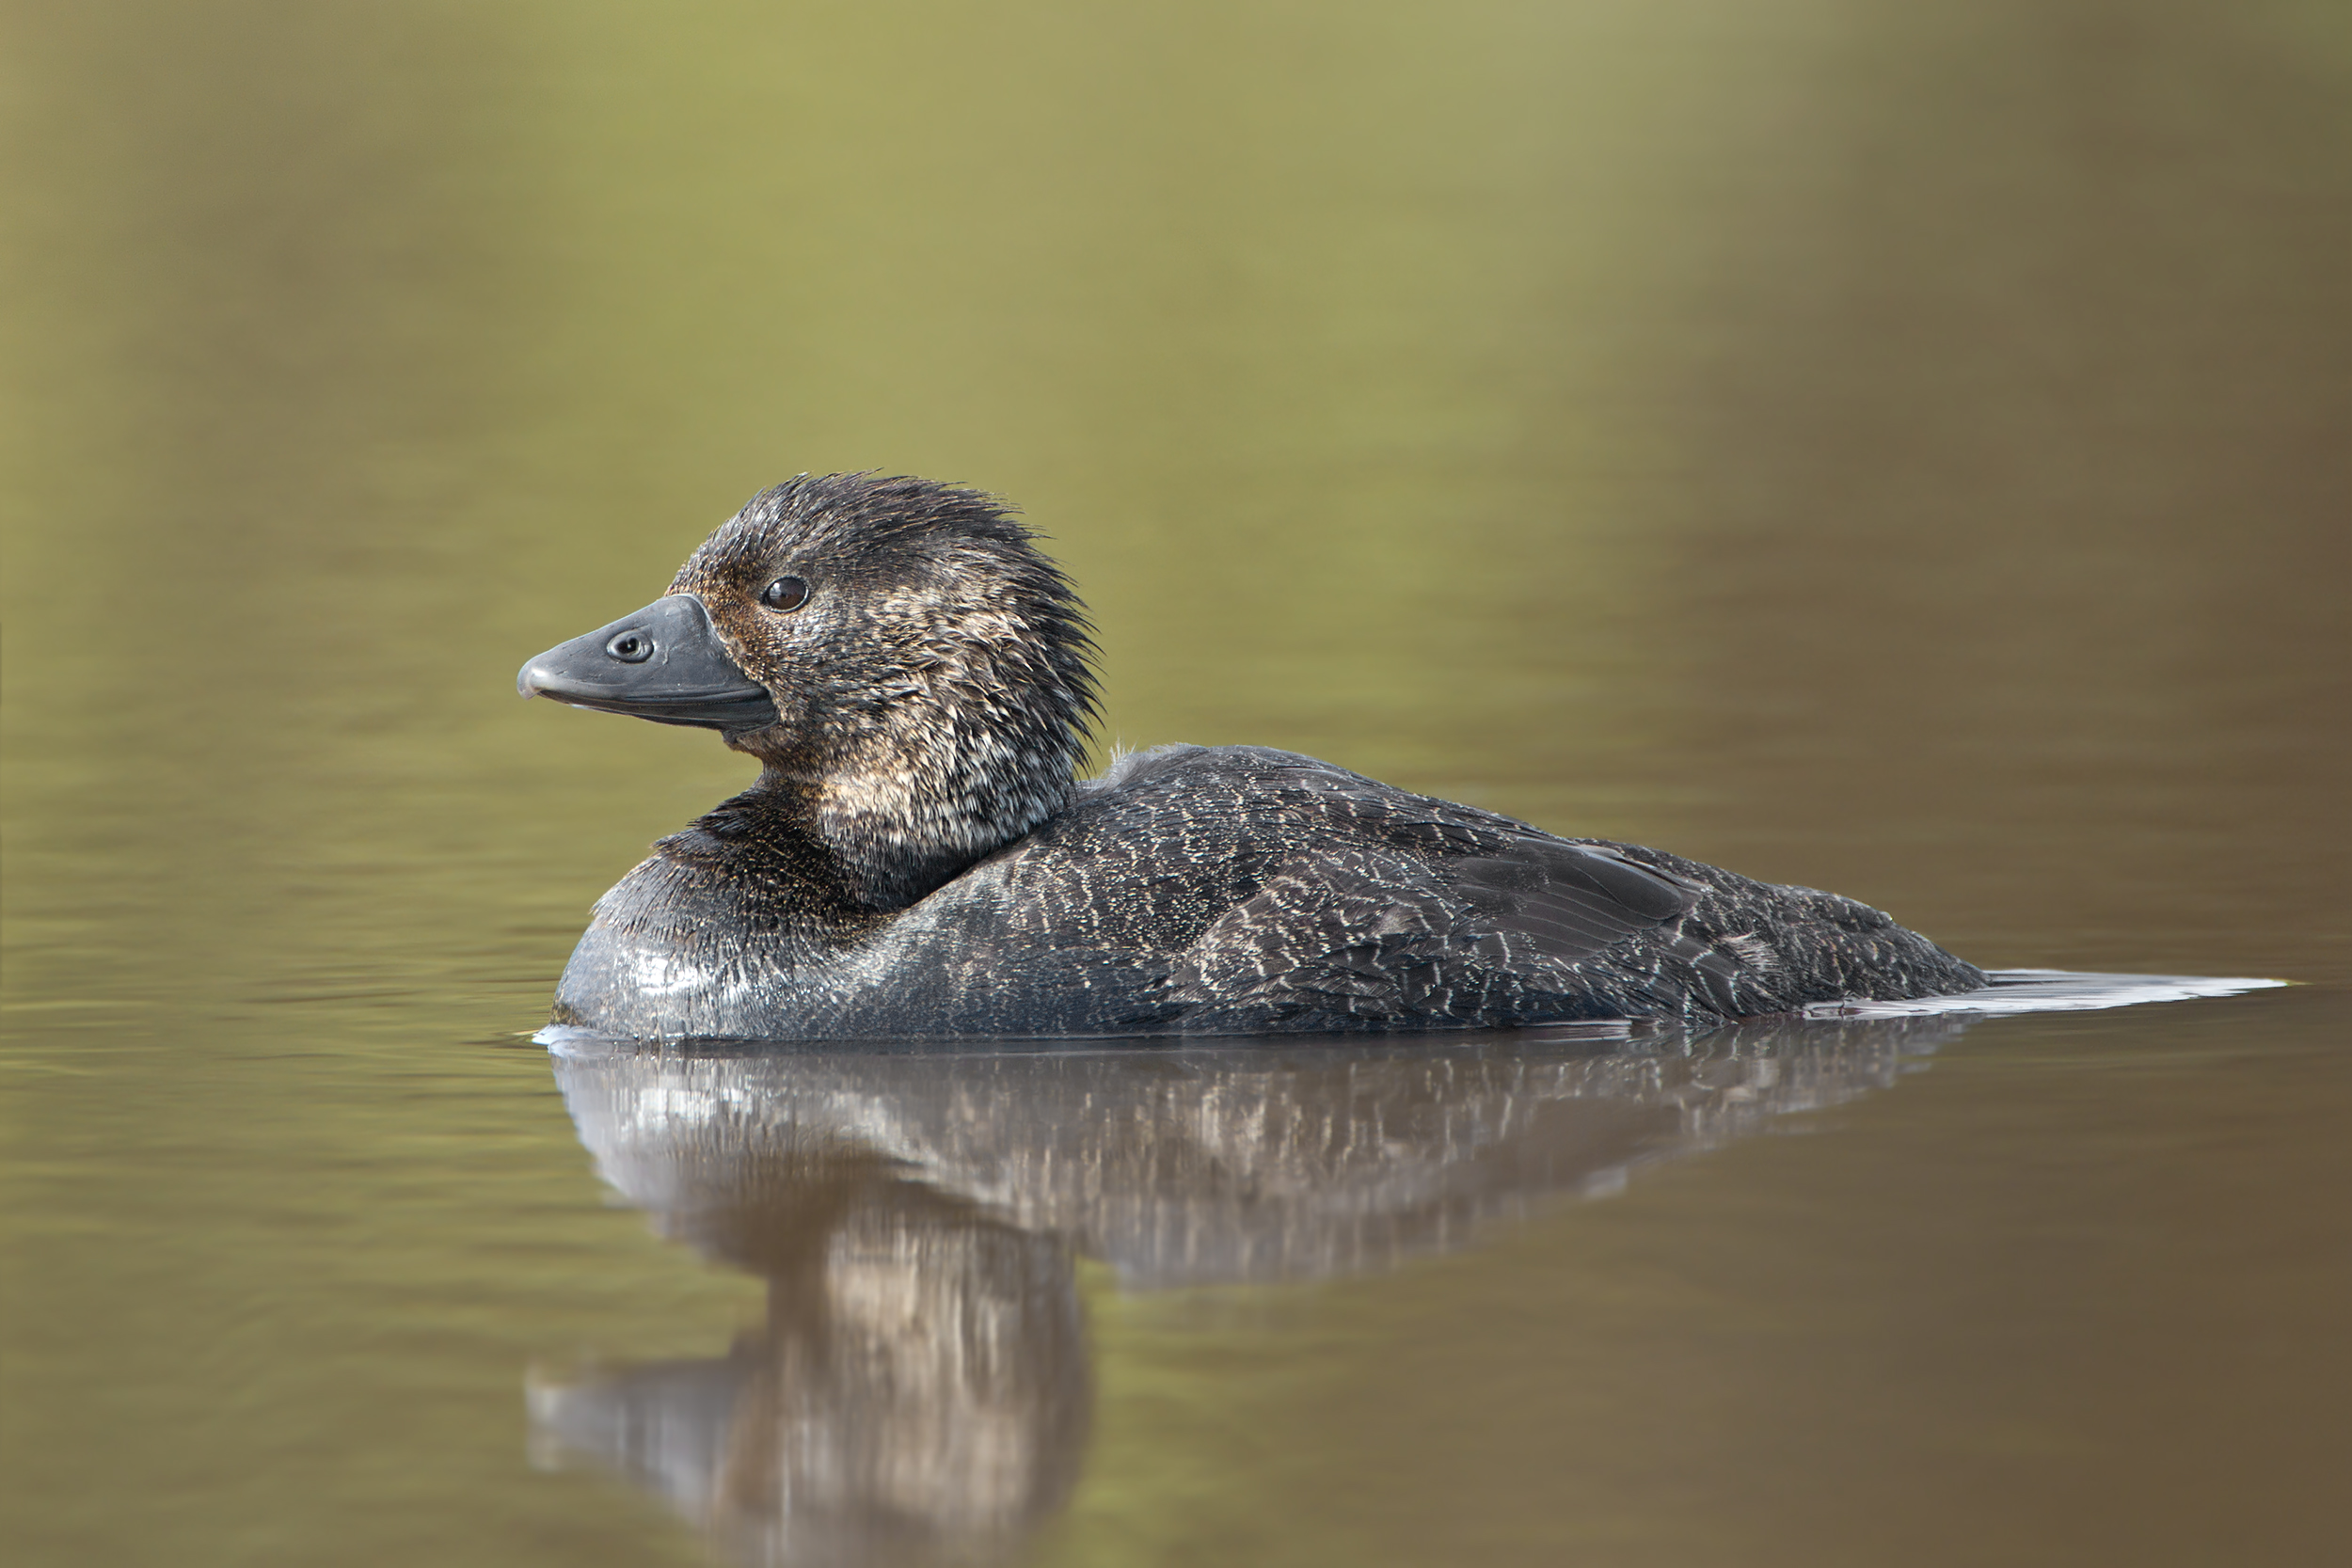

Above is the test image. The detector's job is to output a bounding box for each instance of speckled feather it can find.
[547,477,1984,1040]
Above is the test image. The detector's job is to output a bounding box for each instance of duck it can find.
[516,473,1985,1040]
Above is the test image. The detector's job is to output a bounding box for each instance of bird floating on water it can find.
[517,474,1985,1040]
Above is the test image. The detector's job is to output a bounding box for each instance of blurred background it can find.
[3,1,2345,1565]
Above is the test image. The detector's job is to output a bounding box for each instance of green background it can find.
[4,2,2346,1563]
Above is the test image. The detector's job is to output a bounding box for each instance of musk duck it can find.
[516,473,1984,1039]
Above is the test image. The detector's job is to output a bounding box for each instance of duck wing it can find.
[1443,837,1698,962]
[1158,805,1699,1030]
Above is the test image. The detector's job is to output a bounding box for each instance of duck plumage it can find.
[519,474,1983,1040]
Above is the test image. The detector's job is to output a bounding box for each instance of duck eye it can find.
[759,576,809,611]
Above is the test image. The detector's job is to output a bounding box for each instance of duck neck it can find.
[745,718,1077,913]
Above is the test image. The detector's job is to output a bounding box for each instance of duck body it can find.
[553,742,1983,1039]
[523,475,1984,1042]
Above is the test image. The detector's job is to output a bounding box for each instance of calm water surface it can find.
[4,2,2346,1564]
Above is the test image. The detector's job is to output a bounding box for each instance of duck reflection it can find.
[529,1014,1969,1564]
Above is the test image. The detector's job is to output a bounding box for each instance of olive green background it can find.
[4,2,2346,1564]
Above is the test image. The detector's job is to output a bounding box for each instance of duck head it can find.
[520,474,1100,908]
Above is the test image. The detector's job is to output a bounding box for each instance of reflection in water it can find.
[529,1011,1988,1564]
[530,1152,1085,1568]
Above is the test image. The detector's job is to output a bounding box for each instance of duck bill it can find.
[516,594,779,731]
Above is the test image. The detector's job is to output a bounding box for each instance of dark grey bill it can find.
[517,594,779,730]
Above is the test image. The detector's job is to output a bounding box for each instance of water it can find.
[3,1,2345,1564]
